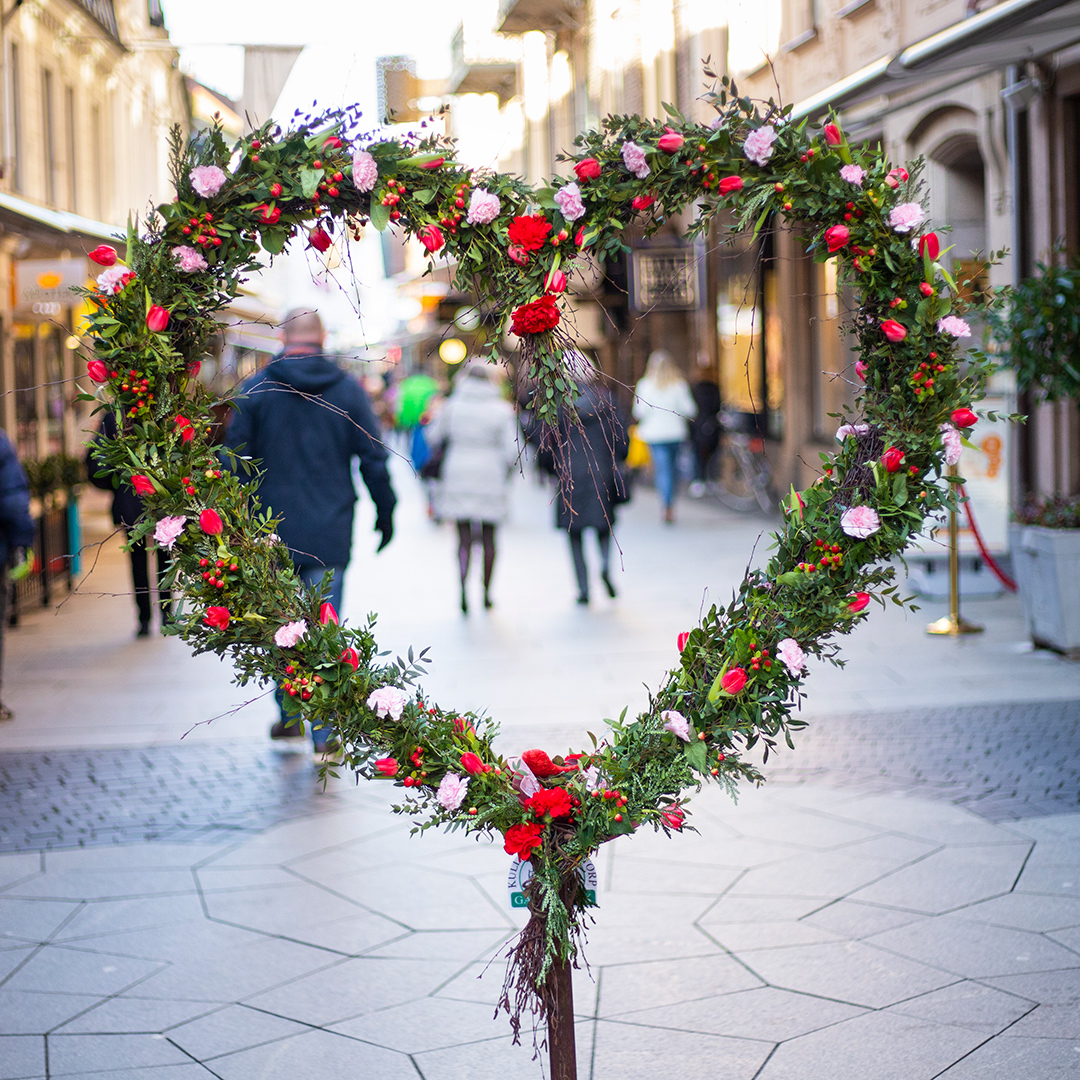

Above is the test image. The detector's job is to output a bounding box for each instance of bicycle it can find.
[712,408,776,514]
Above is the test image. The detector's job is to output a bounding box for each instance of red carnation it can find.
[824,225,850,253]
[717,176,744,196]
[882,446,905,473]
[823,123,842,146]
[204,606,230,630]
[199,508,224,535]
[507,214,552,252]
[460,751,492,775]
[720,667,747,695]
[88,244,118,266]
[951,407,977,429]
[881,319,907,343]
[309,227,332,253]
[503,821,545,859]
[320,602,338,625]
[510,294,560,336]
[87,360,109,383]
[574,157,601,182]
[131,474,155,497]
[527,786,573,820]
[340,647,360,670]
[375,757,399,777]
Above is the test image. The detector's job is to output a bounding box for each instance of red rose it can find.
[503,821,545,859]
[677,631,690,652]
[510,294,560,336]
[199,508,224,535]
[174,415,194,443]
[918,232,940,260]
[146,306,170,333]
[885,166,908,189]
[87,360,109,383]
[88,245,118,266]
[881,319,907,343]
[204,605,230,630]
[660,806,684,830]
[882,446,905,473]
[824,225,850,253]
[823,123,842,146]
[527,786,573,820]
[460,751,491,775]
[507,214,552,252]
[309,227,332,253]
[848,592,870,613]
[720,667,747,694]
[631,193,655,211]
[919,282,933,297]
[320,602,338,625]
[658,127,684,153]
[375,757,399,777]
[418,224,444,254]
[256,203,281,224]
[574,158,601,182]
[951,407,977,428]
[546,269,567,293]
[340,646,360,670]
[507,245,529,266]
[717,176,743,196]
[131,474,155,497]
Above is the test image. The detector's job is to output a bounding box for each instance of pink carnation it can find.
[152,515,186,550]
[840,164,865,185]
[171,245,208,273]
[661,710,690,741]
[96,266,129,296]
[367,686,409,721]
[835,423,870,442]
[937,315,971,338]
[621,140,650,179]
[776,638,806,676]
[352,150,378,193]
[940,424,963,466]
[436,772,469,811]
[743,125,778,167]
[554,181,585,222]
[840,505,882,539]
[466,188,501,225]
[189,165,227,199]
[274,620,307,648]
[888,202,925,233]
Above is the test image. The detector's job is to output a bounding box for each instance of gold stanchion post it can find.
[927,464,983,636]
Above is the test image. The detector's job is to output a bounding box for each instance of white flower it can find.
[840,505,882,539]
[367,686,409,721]
[274,620,307,648]
[835,423,870,442]
[940,424,963,466]
[661,710,691,741]
[621,140,650,179]
[888,201,925,233]
[152,515,186,550]
[553,181,586,222]
[436,772,469,811]
[352,150,378,193]
[937,315,971,338]
[776,638,807,676]
[840,164,865,185]
[743,125,778,167]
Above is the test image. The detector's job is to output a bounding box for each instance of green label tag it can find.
[508,858,597,909]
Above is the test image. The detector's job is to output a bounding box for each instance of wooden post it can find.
[545,951,577,1080]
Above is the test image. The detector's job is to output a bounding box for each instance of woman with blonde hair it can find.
[633,349,697,523]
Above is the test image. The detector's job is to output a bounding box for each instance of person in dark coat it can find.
[688,377,721,496]
[223,308,396,750]
[0,431,35,720]
[526,354,628,605]
[87,411,172,637]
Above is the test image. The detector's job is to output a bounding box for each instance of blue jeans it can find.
[649,442,681,510]
[276,563,345,746]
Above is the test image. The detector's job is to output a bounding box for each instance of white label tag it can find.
[508,857,597,909]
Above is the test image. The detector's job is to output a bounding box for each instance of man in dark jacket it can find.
[0,431,36,720]
[224,308,396,747]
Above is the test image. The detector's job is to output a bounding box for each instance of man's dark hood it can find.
[265,353,346,394]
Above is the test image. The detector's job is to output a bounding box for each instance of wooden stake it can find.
[545,950,577,1080]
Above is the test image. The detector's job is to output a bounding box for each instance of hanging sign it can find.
[15,259,87,314]
[508,857,597,909]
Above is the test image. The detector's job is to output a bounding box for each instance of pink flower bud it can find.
[320,602,338,625]
[88,245,118,266]
[720,667,747,694]
[199,508,224,535]
[951,407,977,428]
[658,127,685,153]
[880,319,907,343]
[146,305,170,333]
[546,269,567,293]
[418,224,444,254]
[824,225,850,253]
[847,592,870,613]
[824,123,842,146]
[87,360,109,383]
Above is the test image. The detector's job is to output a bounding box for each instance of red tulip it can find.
[174,415,194,443]
[660,806,684,830]
[677,631,690,652]
[882,447,905,473]
[204,606,230,630]
[507,245,529,265]
[87,360,109,383]
[881,319,907,343]
[546,269,567,294]
[848,592,870,613]
[717,176,744,196]
[951,407,977,428]
[199,508,224,535]
[375,757,399,777]
[131,474,155,497]
[574,157,601,182]
[308,227,332,253]
[340,646,360,670]
[320,602,338,625]
[460,751,492,775]
[146,306,170,333]
[521,748,571,777]
[824,225,850,253]
[256,203,281,224]
[323,135,343,149]
[658,127,685,153]
[720,667,747,694]
[885,166,909,189]
[823,123,842,146]
[918,232,940,260]
[574,226,588,248]
[418,224,444,254]
[855,359,868,382]
[88,244,118,266]
[421,157,445,169]
[187,361,202,379]
[631,193,655,211]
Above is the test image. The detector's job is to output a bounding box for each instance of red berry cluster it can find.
[797,538,844,573]
[282,662,322,701]
[438,181,468,235]
[198,555,239,592]
[911,352,947,397]
[118,368,154,418]
[181,212,221,248]
[592,786,629,823]
[747,640,772,673]
[380,177,407,222]
[842,200,865,222]
[315,159,344,200]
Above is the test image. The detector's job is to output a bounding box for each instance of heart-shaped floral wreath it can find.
[82,85,988,1038]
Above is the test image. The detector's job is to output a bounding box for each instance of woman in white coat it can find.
[425,360,518,613]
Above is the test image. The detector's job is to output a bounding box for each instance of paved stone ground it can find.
[1,462,1078,1078]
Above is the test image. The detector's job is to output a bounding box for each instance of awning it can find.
[793,0,1080,119]
[0,192,124,246]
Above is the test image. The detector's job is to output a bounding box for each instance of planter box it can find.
[1011,523,1080,656]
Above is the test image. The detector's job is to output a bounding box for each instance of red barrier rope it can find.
[961,485,1017,592]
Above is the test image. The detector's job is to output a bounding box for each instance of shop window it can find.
[811,257,857,441]
[14,328,35,459]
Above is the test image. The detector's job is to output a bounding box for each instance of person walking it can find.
[224,308,396,752]
[633,349,697,524]
[688,375,722,497]
[0,431,35,720]
[527,354,628,605]
[87,412,172,637]
[425,360,517,614]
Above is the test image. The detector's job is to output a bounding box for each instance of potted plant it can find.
[990,253,1080,655]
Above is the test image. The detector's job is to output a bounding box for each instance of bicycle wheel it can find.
[714,442,759,511]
